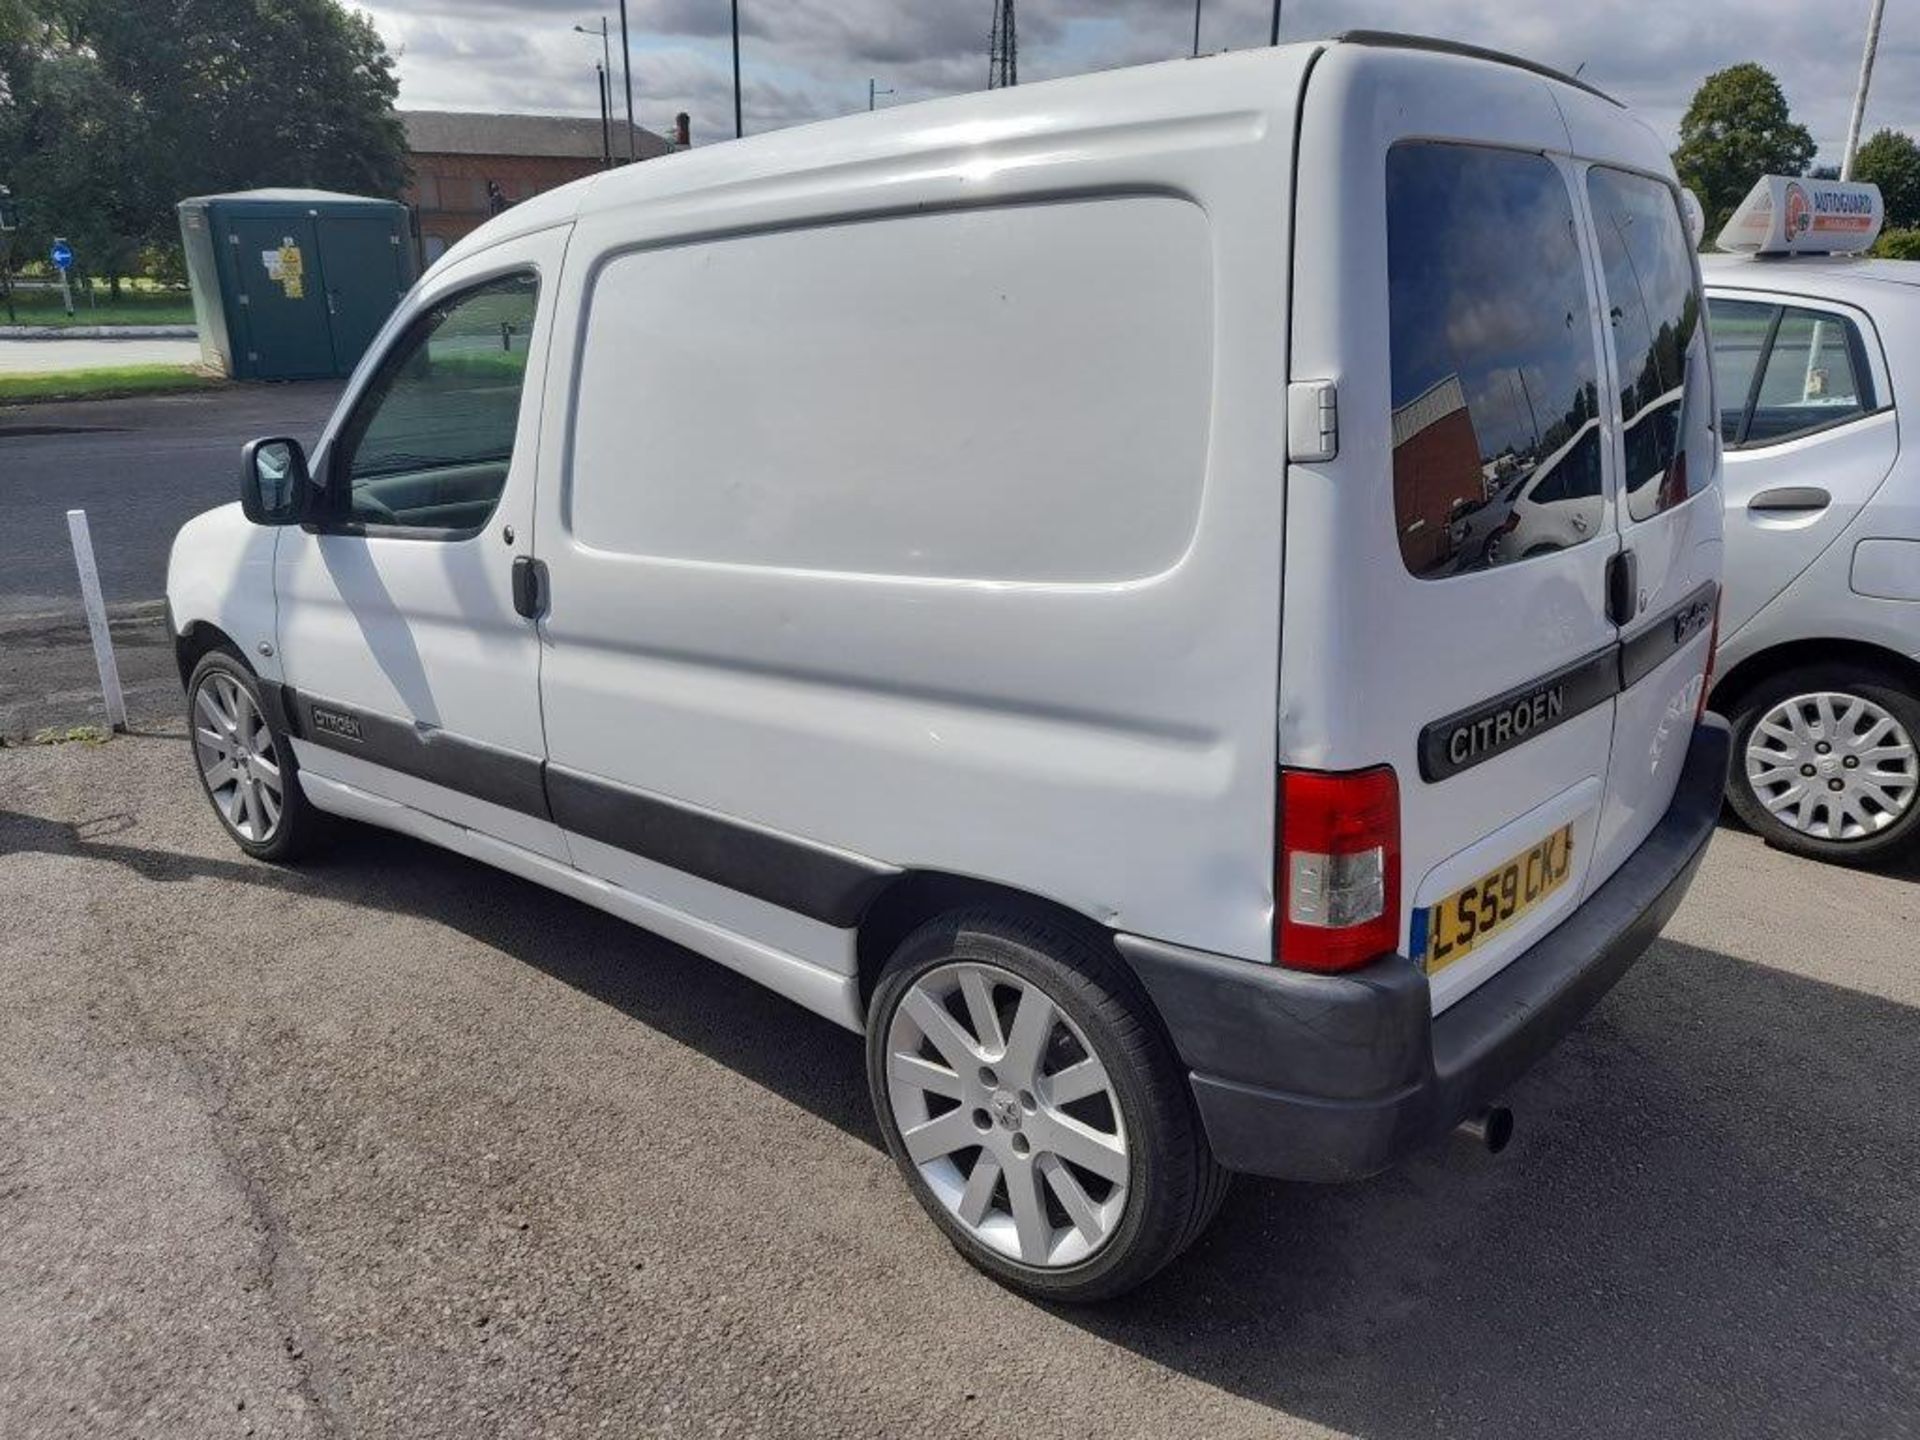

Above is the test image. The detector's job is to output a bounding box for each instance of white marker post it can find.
[66,509,128,733]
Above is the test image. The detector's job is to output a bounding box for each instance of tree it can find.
[1852,128,1920,229]
[1673,64,1817,241]
[0,0,407,284]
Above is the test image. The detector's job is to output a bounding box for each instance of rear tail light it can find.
[1696,593,1722,723]
[1277,766,1401,973]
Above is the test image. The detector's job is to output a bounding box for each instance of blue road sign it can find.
[50,240,72,271]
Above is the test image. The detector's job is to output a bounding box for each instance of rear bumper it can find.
[1116,716,1731,1182]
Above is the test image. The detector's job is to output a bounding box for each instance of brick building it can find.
[402,111,677,262]
[1390,373,1486,576]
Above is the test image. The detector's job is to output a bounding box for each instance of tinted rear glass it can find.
[1587,168,1714,521]
[1387,144,1604,579]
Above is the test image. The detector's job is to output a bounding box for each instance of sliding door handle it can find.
[511,556,548,619]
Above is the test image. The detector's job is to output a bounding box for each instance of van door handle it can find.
[1606,549,1637,627]
[511,556,547,619]
[1748,485,1832,514]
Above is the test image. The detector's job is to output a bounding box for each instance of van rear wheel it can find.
[866,907,1229,1303]
[1727,663,1920,865]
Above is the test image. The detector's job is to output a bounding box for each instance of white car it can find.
[167,34,1725,1302]
[1704,175,1920,863]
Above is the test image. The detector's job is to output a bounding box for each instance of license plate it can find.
[1418,824,1575,975]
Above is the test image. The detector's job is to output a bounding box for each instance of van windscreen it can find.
[1386,143,1603,580]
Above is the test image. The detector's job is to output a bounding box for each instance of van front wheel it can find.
[866,908,1228,1303]
[1727,663,1920,864]
[187,649,324,863]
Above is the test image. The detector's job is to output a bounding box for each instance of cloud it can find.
[351,0,1917,161]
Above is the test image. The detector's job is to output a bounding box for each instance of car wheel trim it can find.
[193,671,284,843]
[1745,690,1918,842]
[885,961,1129,1269]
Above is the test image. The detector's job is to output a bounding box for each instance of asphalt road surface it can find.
[2,731,1915,1439]
[0,382,341,619]
[1,383,339,738]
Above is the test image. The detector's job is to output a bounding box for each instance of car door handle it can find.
[1748,486,1832,514]
[1606,549,1637,627]
[511,556,548,619]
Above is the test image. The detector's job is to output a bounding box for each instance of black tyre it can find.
[866,907,1229,1303]
[186,649,325,863]
[1725,662,1920,865]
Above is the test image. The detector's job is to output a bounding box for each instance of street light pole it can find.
[574,20,616,166]
[1269,0,1281,45]
[868,78,893,111]
[1841,0,1887,181]
[1191,0,1202,58]
[617,0,635,161]
[731,0,743,138]
[596,61,612,167]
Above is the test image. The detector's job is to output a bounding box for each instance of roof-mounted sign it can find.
[1715,175,1883,255]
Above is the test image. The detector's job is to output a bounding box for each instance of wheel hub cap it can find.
[192,672,284,844]
[885,961,1130,1269]
[1745,690,1917,842]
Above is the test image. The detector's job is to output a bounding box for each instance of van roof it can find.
[432,34,1634,274]
[1331,30,1622,107]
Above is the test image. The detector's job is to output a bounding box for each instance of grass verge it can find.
[2,289,195,328]
[0,364,225,404]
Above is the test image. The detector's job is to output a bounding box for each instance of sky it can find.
[351,0,1918,166]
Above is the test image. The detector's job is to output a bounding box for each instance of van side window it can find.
[1743,306,1872,446]
[332,271,539,534]
[1386,144,1603,579]
[1587,168,1714,522]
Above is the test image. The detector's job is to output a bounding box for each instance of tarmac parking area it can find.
[1,730,1916,1438]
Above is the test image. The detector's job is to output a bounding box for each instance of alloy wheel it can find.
[1745,690,1918,842]
[884,961,1130,1268]
[192,672,285,843]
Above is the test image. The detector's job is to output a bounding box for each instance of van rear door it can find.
[1285,47,1629,1010]
[1580,166,1723,881]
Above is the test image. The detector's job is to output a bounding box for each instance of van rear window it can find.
[1587,167,1714,521]
[1386,144,1604,579]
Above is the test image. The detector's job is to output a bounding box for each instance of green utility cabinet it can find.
[178,189,416,381]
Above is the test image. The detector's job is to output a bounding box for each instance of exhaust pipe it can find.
[1456,1105,1514,1155]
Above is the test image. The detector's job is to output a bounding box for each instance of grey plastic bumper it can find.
[1115,716,1731,1182]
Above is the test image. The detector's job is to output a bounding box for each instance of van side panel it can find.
[532,53,1315,965]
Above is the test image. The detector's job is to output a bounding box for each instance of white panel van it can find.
[166,33,1728,1302]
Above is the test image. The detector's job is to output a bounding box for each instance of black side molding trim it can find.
[1419,648,1620,782]
[1619,580,1719,691]
[545,764,896,927]
[1420,579,1721,783]
[281,687,553,821]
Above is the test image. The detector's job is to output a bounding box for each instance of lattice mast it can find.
[989,0,1017,88]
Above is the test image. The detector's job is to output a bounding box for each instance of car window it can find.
[1386,143,1604,579]
[1746,308,1870,445]
[333,271,539,533]
[1587,168,1715,522]
[1705,298,1775,437]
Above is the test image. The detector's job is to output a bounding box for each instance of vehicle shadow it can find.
[1072,938,1919,1439]
[1715,806,1920,885]
[4,788,1915,1438]
[0,798,879,1146]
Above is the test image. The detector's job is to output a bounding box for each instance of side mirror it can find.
[240,436,312,525]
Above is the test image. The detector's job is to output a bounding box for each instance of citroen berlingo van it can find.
[167,33,1728,1302]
